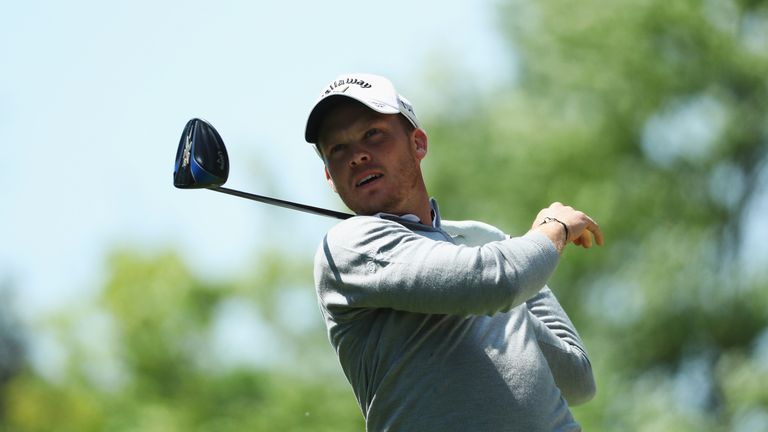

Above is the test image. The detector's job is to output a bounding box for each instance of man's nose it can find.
[349,149,371,167]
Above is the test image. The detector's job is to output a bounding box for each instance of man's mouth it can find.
[356,174,383,187]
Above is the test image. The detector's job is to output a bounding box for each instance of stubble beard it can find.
[344,158,425,217]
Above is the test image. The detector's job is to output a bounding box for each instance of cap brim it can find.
[304,94,399,144]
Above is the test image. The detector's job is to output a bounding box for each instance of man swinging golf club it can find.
[306,73,603,431]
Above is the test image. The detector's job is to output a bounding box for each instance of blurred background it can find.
[2,0,767,430]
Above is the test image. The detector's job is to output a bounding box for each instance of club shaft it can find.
[209,186,353,220]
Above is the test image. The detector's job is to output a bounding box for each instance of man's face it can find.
[317,100,428,217]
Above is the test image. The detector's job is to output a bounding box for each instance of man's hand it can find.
[529,202,604,254]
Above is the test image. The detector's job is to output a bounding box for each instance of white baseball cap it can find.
[304,73,421,144]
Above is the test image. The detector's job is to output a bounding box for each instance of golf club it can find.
[173,118,353,220]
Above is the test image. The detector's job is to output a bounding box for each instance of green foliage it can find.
[0,250,362,431]
[424,0,768,429]
[3,367,362,432]
[0,284,24,390]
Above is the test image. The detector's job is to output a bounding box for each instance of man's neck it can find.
[409,184,432,225]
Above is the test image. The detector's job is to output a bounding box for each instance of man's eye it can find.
[364,128,380,139]
[328,144,344,155]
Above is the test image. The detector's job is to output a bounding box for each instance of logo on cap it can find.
[323,78,373,97]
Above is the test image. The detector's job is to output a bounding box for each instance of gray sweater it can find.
[314,203,595,431]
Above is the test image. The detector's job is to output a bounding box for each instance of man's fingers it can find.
[569,218,603,249]
[588,220,604,246]
[577,231,593,248]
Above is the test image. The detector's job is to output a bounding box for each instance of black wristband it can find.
[540,217,569,241]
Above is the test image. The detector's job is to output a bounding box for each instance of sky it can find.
[1,1,510,321]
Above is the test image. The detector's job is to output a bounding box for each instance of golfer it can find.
[305,73,603,431]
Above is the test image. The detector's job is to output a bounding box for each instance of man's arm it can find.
[316,216,560,317]
[526,286,596,405]
[444,208,600,404]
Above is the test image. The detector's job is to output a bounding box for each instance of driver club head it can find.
[173,118,229,189]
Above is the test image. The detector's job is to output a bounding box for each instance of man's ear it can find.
[413,128,428,161]
[325,166,337,193]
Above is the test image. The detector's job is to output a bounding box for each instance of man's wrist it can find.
[531,221,566,254]
[539,217,569,242]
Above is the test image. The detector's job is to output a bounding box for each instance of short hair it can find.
[397,113,416,135]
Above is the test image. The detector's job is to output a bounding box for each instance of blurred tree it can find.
[423,0,768,430]
[0,250,363,431]
[0,282,25,420]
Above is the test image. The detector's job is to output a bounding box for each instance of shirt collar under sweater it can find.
[373,198,441,229]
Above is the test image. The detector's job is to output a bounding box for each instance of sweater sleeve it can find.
[315,216,559,317]
[525,287,596,405]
